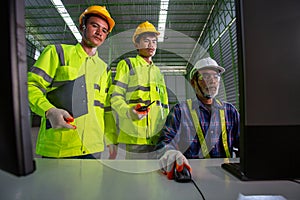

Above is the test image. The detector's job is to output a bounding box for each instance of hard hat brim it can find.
[201,65,225,74]
[91,11,115,32]
[190,65,225,79]
[132,31,160,43]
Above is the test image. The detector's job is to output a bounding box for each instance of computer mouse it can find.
[174,165,192,183]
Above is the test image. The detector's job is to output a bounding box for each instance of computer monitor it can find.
[0,0,36,176]
[222,0,300,180]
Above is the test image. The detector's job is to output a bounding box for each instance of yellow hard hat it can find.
[132,21,160,43]
[79,5,115,32]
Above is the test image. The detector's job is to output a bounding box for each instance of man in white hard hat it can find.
[108,21,169,159]
[155,57,240,180]
[28,5,116,159]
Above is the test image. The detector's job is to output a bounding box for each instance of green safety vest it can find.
[187,99,231,158]
[28,43,115,157]
[109,55,169,145]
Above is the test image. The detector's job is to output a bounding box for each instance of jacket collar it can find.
[136,54,154,66]
[76,43,99,60]
[192,97,224,110]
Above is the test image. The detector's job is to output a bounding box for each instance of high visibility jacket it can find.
[28,43,115,157]
[109,55,169,145]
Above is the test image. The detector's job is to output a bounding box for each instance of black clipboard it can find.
[46,75,88,118]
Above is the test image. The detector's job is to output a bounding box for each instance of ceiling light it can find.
[158,0,169,42]
[51,0,81,42]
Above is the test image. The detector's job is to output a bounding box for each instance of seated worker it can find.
[156,57,240,180]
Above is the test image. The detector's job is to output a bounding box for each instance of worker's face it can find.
[192,69,221,99]
[81,16,109,48]
[135,34,157,58]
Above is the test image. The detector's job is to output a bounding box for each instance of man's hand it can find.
[159,150,192,180]
[46,107,76,129]
[127,104,150,120]
[108,144,118,159]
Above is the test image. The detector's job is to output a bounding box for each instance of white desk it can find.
[189,158,300,200]
[0,158,299,200]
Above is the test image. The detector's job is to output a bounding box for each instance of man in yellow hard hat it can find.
[27,5,116,159]
[108,21,169,159]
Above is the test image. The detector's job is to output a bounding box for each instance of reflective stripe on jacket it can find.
[28,43,115,157]
[109,55,169,145]
[187,99,231,158]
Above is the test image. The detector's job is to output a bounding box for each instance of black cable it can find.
[191,179,206,200]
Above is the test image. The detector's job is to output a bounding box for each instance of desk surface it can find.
[0,158,299,200]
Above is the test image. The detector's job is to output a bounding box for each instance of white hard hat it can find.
[189,57,225,79]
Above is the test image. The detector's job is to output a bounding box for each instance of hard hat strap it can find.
[196,79,212,99]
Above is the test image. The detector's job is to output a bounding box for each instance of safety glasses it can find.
[197,72,221,81]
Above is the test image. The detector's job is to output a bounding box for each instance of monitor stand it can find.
[221,162,250,181]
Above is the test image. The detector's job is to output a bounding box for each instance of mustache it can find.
[136,47,155,50]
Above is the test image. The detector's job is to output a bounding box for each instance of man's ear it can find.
[104,32,110,40]
[190,79,195,87]
[79,24,85,32]
[134,42,139,49]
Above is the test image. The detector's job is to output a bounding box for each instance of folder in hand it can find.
[46,75,88,118]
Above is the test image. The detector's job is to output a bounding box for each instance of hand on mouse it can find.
[159,150,192,180]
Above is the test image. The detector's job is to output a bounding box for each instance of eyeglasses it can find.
[197,72,221,81]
